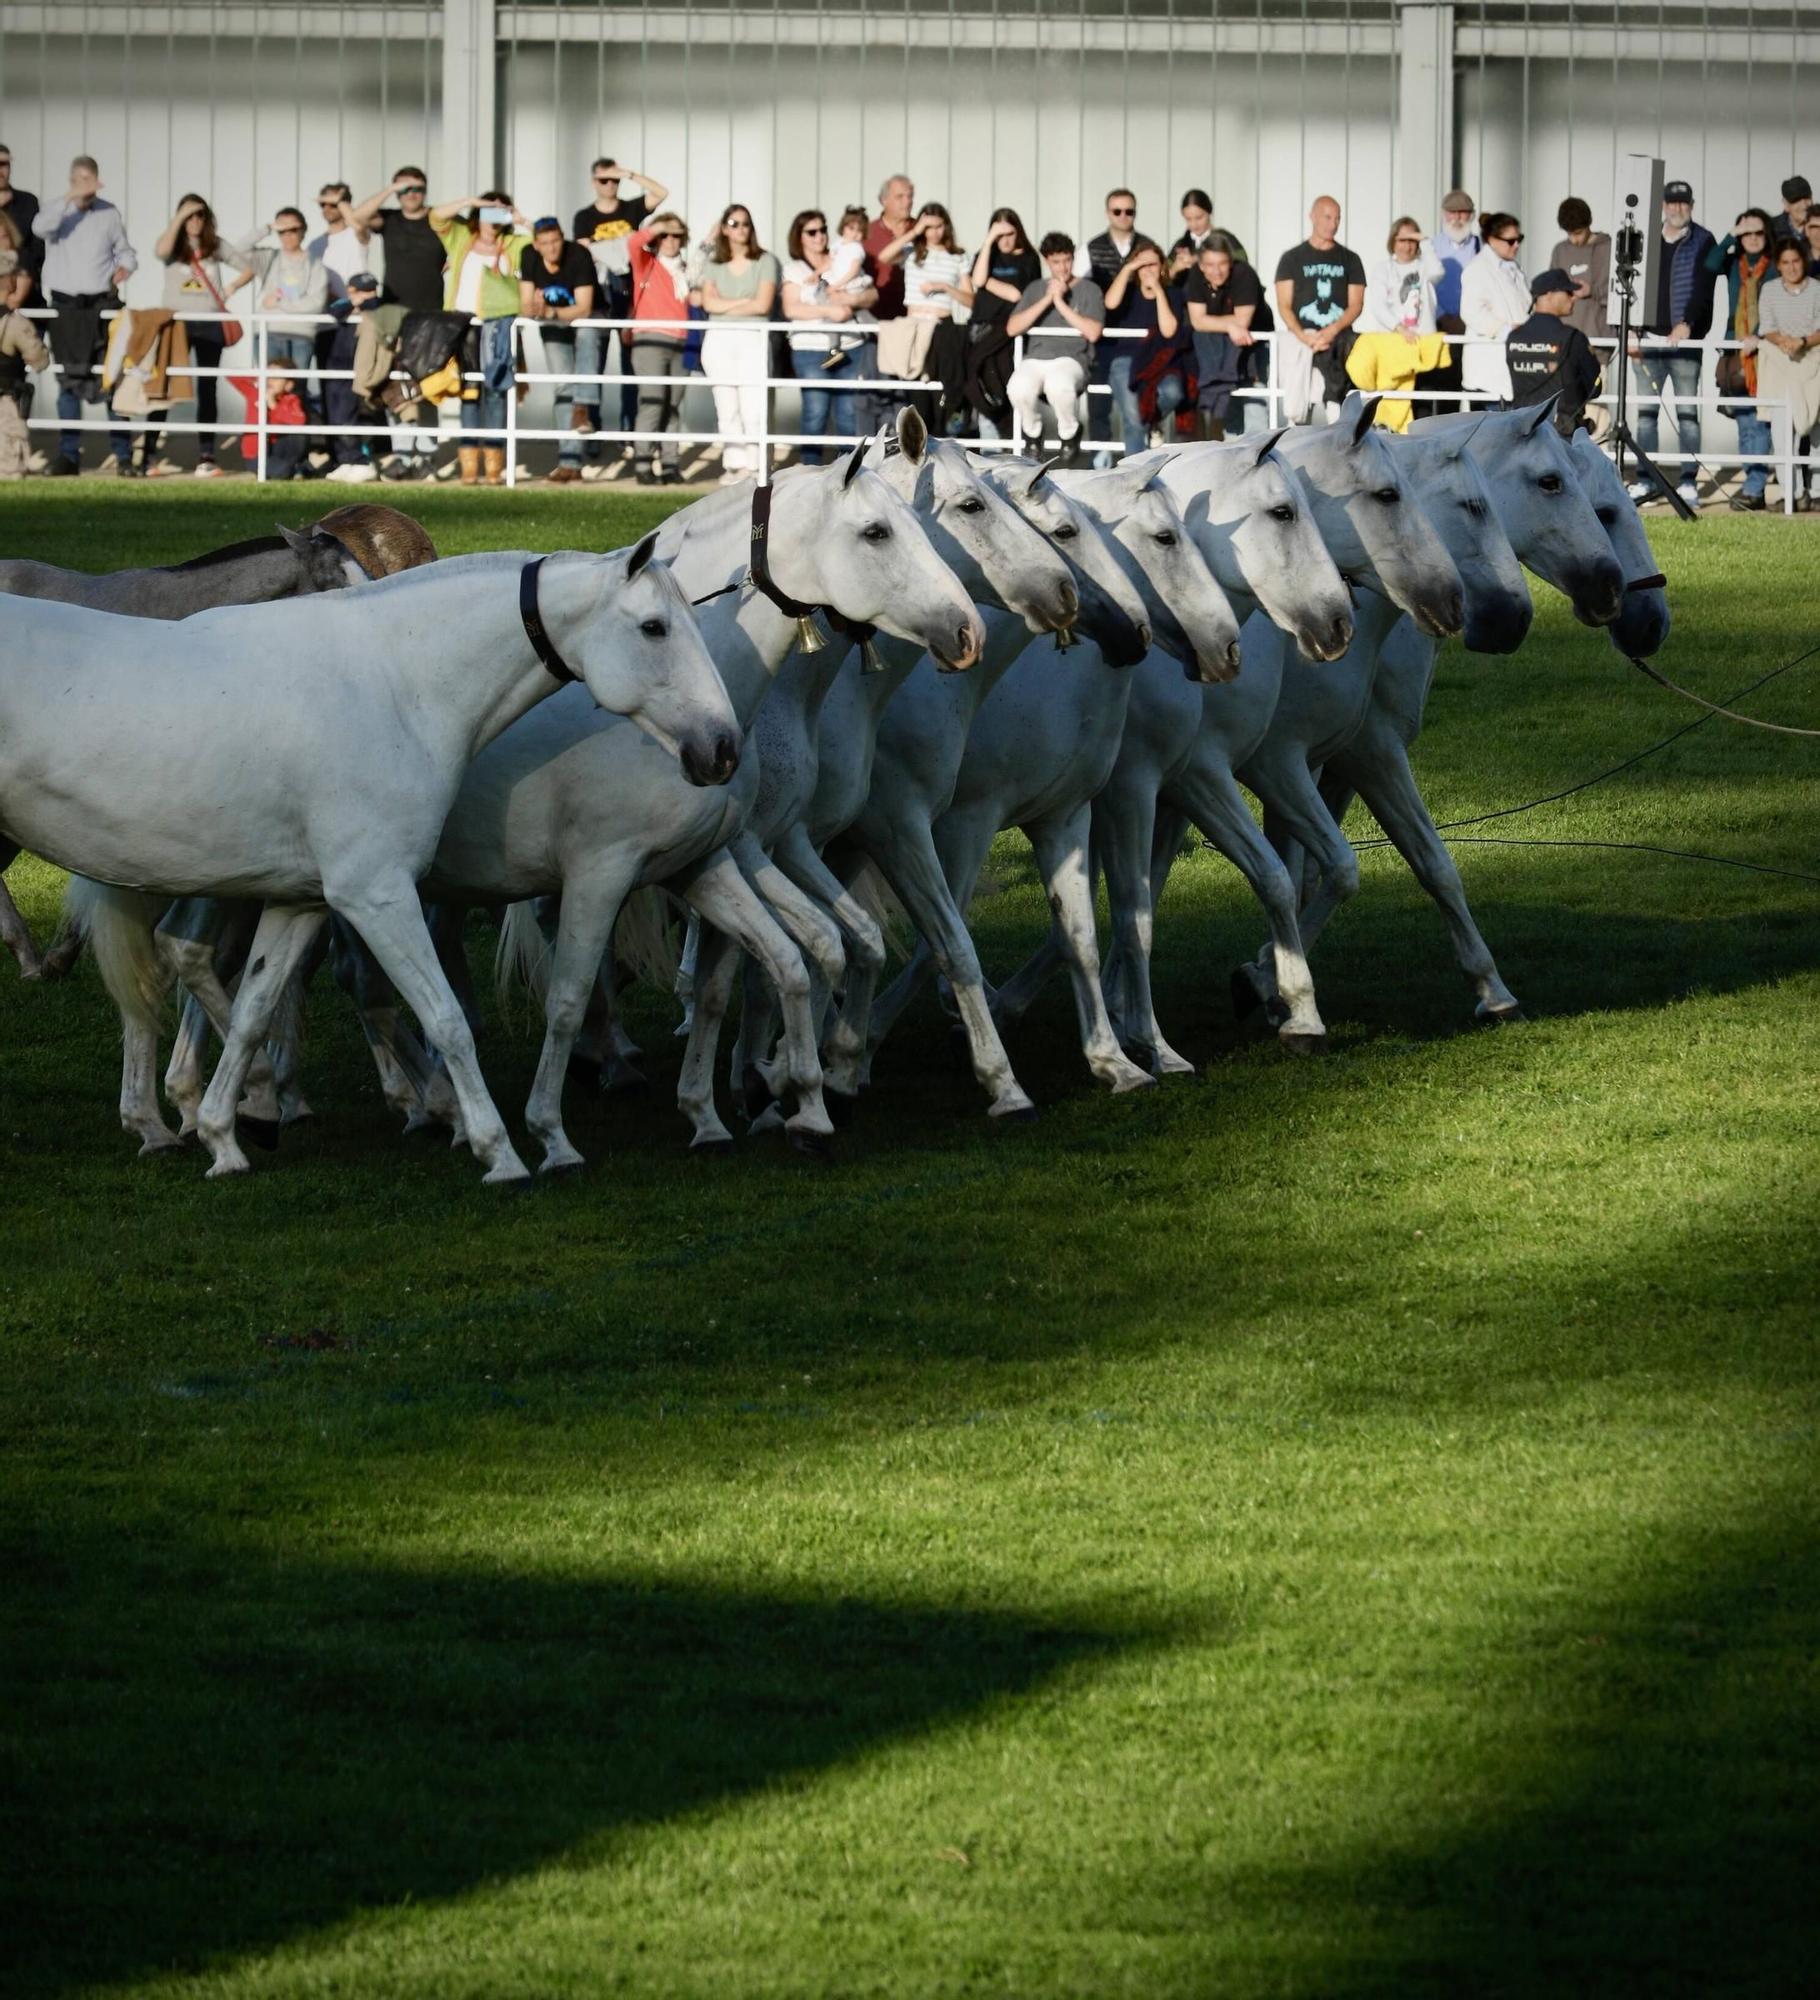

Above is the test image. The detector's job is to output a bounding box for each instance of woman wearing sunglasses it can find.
[700,204,780,484]
[624,211,695,483]
[1459,210,1529,404]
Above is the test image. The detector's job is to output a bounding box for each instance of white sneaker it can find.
[579,460,609,482]
[325,461,378,484]
[1626,478,1653,503]
[26,449,48,474]
[1676,480,1700,510]
[146,456,186,479]
[193,460,223,478]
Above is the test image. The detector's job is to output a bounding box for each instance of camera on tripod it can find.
[1611,154,1665,306]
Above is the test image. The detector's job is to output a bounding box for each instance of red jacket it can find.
[227,374,307,458]
[627,226,690,343]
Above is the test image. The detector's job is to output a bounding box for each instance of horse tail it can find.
[68,878,170,1032]
[844,860,918,965]
[493,900,552,1022]
[615,887,682,994]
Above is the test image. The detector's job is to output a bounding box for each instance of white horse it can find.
[439,439,987,1168]
[821,456,1156,1117]
[0,543,738,1182]
[860,458,1247,1096]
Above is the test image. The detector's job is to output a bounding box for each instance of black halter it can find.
[519,557,579,684]
[691,479,877,651]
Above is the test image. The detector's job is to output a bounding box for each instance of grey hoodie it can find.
[1549,232,1612,340]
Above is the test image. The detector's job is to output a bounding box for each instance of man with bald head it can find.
[1274,194,1364,423]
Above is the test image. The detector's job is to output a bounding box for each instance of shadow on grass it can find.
[0,1520,1143,1997]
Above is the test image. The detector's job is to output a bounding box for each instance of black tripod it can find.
[1609,216,1698,522]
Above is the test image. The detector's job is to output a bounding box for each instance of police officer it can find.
[1505,267,1601,435]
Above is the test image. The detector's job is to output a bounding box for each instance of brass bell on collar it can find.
[795,614,828,654]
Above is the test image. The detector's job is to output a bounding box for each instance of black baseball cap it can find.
[1530,268,1575,300]
[1663,180,1694,204]
[347,270,379,291]
[1784,175,1813,203]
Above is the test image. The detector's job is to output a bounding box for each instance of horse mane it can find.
[166,535,287,572]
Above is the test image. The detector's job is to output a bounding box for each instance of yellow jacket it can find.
[1345,331,1451,431]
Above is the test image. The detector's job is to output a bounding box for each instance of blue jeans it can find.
[792,346,863,464]
[1106,352,1146,457]
[539,329,587,465]
[1731,401,1773,498]
[57,385,129,466]
[1633,349,1702,483]
[461,317,516,435]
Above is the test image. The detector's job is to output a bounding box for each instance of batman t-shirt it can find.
[571,199,651,294]
[1274,239,1365,333]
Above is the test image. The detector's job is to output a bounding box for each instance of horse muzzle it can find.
[1571,559,1628,629]
[680,730,742,788]
[932,610,987,674]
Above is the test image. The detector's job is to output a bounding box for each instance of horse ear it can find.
[626,530,659,578]
[841,440,868,489]
[895,404,928,462]
[1523,393,1560,436]
[1027,454,1065,494]
[275,523,311,553]
[1349,395,1382,446]
[1252,426,1288,466]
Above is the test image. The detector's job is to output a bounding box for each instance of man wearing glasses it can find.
[348,169,446,315]
[1704,208,1778,509]
[1459,210,1530,405]
[573,157,671,452]
[1082,188,1139,465]
[1625,178,1716,507]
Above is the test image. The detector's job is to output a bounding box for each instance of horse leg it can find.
[194,908,328,1178]
[427,901,483,1037]
[0,846,44,980]
[860,820,1035,1118]
[1332,734,1523,1021]
[157,926,284,1143]
[730,833,846,1115]
[1021,808,1155,1094]
[268,917,331,1127]
[1172,765,1326,1049]
[677,847,833,1149]
[329,916,462,1137]
[1082,782,1195,1076]
[770,823,886,1099]
[1234,755,1359,1046]
[330,874,529,1185]
[163,989,213,1138]
[524,869,635,1174]
[672,918,744,1148]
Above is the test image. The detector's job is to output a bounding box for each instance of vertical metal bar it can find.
[813,0,822,201]
[1476,0,1486,208]
[1165,0,1175,198]
[1564,0,1575,196]
[1298,0,1308,202]
[988,0,998,214]
[255,320,269,481]
[1122,0,1133,196]
[903,0,911,188]
[774,0,784,228]
[293,7,303,202]
[79,3,90,156]
[683,2,692,224]
[1341,0,1352,225]
[207,4,217,202]
[946,0,956,204]
[337,4,347,176]
[640,1,649,175]
[252,6,262,221]
[1254,0,1264,258]
[1519,0,1530,229]
[122,4,133,217]
[1744,0,1754,197]
[422,0,432,176]
[1656,0,1666,158]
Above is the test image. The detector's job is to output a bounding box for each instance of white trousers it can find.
[702,325,770,474]
[1007,355,1088,442]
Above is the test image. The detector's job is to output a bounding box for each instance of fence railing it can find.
[13,305,1809,515]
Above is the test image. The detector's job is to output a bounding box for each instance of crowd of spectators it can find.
[1,139,1816,507]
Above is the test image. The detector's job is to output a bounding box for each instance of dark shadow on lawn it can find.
[0,1520,1142,1997]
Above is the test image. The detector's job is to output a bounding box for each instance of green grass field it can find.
[3,487,1818,1999]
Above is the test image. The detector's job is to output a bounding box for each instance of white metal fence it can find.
[18,304,1811,512]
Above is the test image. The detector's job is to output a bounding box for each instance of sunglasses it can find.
[1740,227,1767,238]
[727,218,752,228]
[593,175,620,186]
[1394,236,1420,246]
[1498,233,1524,245]
[276,225,305,235]
[802,223,828,235]
[1109,205,1135,217]
[397,185,426,196]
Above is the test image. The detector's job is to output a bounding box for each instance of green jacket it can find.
[432,218,533,319]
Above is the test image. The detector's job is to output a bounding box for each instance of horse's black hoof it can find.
[788,1127,836,1161]
[994,1104,1040,1125]
[1481,1005,1526,1027]
[689,1135,736,1159]
[1279,1031,1327,1058]
[603,1061,649,1097]
[538,1159,586,1181]
[825,1088,859,1129]
[237,1115,281,1152]
[1229,968,1263,1021]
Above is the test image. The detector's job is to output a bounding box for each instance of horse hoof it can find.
[1229,968,1263,1021]
[1279,1031,1328,1058]
[279,1108,314,1129]
[136,1137,186,1161]
[1480,1005,1527,1027]
[237,1115,281,1152]
[1263,995,1291,1029]
[788,1127,836,1161]
[992,1104,1040,1125]
[825,1088,859,1130]
[488,1174,535,1195]
[538,1158,586,1181]
[689,1135,735,1159]
[603,1061,649,1097]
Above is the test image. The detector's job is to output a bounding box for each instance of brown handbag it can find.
[190,256,243,348]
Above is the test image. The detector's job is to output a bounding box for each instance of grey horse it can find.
[0,504,436,981]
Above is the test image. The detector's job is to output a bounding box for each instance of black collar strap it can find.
[520,557,579,684]
[744,481,878,648]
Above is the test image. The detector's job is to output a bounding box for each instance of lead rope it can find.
[1624,652,1820,738]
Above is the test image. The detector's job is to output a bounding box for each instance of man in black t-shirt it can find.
[348,167,446,313]
[1185,242,1268,436]
[519,219,598,482]
[571,157,670,438]
[1505,268,1601,436]
[1273,196,1366,422]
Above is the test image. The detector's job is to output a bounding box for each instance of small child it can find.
[0,248,50,479]
[822,205,873,370]
[227,369,311,479]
